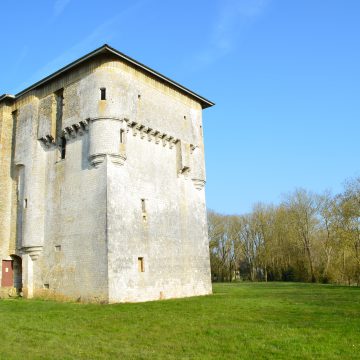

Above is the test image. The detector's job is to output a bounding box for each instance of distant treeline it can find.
[208,178,360,285]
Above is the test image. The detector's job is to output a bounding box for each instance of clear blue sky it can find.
[1,0,360,214]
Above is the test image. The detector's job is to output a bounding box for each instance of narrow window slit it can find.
[100,88,106,100]
[141,199,147,222]
[60,137,66,159]
[141,199,146,213]
[138,257,144,272]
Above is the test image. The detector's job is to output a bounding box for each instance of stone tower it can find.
[0,44,214,302]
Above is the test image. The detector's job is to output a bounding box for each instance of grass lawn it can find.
[0,282,359,359]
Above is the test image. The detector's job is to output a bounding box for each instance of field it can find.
[0,283,359,359]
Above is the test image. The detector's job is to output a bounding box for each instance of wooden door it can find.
[1,260,14,287]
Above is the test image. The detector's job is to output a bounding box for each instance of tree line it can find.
[208,178,360,285]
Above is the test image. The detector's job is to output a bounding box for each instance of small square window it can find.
[55,245,61,252]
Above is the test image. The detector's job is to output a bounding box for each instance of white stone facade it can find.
[0,45,213,302]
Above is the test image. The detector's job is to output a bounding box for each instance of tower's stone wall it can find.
[0,52,212,302]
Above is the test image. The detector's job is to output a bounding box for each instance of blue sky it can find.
[1,0,360,214]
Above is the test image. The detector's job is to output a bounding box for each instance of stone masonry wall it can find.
[0,103,14,279]
[94,62,212,302]
[0,53,212,302]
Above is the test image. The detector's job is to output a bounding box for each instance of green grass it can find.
[0,283,359,359]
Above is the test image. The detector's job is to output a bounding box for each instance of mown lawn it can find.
[0,282,359,359]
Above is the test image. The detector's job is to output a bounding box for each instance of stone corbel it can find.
[89,153,106,167]
[140,126,148,139]
[39,135,56,148]
[192,179,206,190]
[73,123,82,135]
[62,128,71,140]
[163,135,170,147]
[81,119,89,131]
[179,166,190,176]
[22,246,43,261]
[146,128,154,142]
[166,136,173,148]
[46,134,55,144]
[153,130,160,144]
[90,152,127,167]
[77,120,90,135]
[109,153,127,166]
[130,122,139,136]
[70,126,77,138]
[170,138,178,149]
[154,131,161,144]
[136,124,144,136]
[160,133,167,147]
[149,130,158,142]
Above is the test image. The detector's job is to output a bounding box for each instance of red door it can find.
[1,260,14,287]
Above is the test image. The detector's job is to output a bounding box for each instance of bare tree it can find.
[283,189,319,282]
[251,204,276,282]
[207,176,360,286]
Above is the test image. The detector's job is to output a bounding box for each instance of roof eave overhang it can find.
[0,94,15,104]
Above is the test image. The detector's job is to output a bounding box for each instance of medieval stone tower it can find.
[0,44,214,303]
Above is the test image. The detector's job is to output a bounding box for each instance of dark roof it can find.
[0,94,15,102]
[1,44,214,109]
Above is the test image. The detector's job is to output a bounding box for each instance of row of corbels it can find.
[39,119,89,147]
[39,134,56,147]
[62,119,89,140]
[125,120,180,149]
[40,117,194,151]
